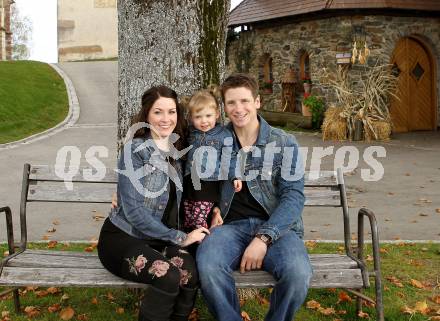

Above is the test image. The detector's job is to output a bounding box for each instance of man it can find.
[196,73,312,321]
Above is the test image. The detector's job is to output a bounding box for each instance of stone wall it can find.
[226,14,440,126]
[58,0,117,61]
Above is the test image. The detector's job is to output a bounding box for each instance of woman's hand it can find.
[111,193,118,209]
[181,227,210,247]
[210,208,223,228]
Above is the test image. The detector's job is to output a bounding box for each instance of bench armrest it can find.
[0,206,25,275]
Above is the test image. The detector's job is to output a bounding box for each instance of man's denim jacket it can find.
[109,135,187,245]
[220,116,305,240]
[185,123,237,182]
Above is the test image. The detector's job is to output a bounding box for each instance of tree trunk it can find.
[117,0,230,145]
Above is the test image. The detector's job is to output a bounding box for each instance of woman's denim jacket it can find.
[109,135,187,245]
[220,116,306,240]
[185,123,237,182]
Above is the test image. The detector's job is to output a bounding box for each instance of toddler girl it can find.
[183,88,242,231]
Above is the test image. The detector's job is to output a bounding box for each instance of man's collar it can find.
[227,115,271,147]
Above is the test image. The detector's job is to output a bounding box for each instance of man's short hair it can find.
[220,73,259,101]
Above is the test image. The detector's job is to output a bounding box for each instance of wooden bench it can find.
[0,163,384,320]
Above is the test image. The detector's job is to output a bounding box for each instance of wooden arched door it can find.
[390,37,436,132]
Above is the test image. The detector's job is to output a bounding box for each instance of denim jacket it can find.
[109,135,187,245]
[184,123,237,182]
[220,116,305,240]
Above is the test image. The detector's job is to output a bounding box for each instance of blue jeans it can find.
[196,218,312,321]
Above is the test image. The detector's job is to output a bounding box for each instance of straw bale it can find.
[322,107,347,141]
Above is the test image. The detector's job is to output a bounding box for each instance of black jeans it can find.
[98,218,198,320]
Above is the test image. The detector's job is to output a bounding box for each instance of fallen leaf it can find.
[306,300,321,309]
[92,214,106,221]
[107,292,115,301]
[385,218,392,221]
[47,240,58,248]
[116,307,124,314]
[1,311,10,318]
[414,301,429,315]
[337,291,352,303]
[52,220,60,225]
[436,208,440,213]
[91,297,98,304]
[384,286,390,291]
[3,251,9,257]
[77,314,89,321]
[401,305,416,315]
[319,307,335,315]
[432,295,440,304]
[47,287,61,294]
[305,241,317,249]
[357,311,369,318]
[386,276,404,288]
[47,303,61,313]
[387,192,395,196]
[405,173,411,176]
[25,286,38,291]
[24,306,40,318]
[60,307,75,320]
[35,290,48,297]
[421,247,428,252]
[365,255,373,262]
[42,235,50,240]
[61,293,70,301]
[327,288,337,293]
[397,292,405,298]
[84,246,94,252]
[310,229,318,233]
[429,317,440,321]
[379,248,388,254]
[336,310,347,315]
[419,213,429,217]
[188,308,199,321]
[47,227,56,233]
[241,311,251,321]
[410,279,424,289]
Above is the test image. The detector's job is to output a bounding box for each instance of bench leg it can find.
[13,288,20,313]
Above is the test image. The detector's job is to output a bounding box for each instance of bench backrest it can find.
[25,164,345,207]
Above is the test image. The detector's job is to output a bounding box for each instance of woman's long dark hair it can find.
[131,86,187,151]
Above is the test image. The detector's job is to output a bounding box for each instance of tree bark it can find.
[117,0,230,144]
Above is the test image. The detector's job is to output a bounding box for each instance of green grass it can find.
[0,61,68,144]
[0,242,439,320]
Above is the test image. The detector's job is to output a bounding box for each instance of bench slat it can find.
[27,181,340,205]
[0,267,363,289]
[233,269,364,289]
[29,165,337,186]
[27,182,116,203]
[7,251,358,270]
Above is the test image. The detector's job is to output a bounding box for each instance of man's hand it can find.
[233,179,242,192]
[240,237,267,273]
[210,208,223,228]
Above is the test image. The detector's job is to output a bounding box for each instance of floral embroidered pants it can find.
[98,218,198,321]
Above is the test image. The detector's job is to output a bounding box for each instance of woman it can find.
[98,86,209,321]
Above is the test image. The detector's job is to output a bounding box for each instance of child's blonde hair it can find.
[186,85,221,115]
